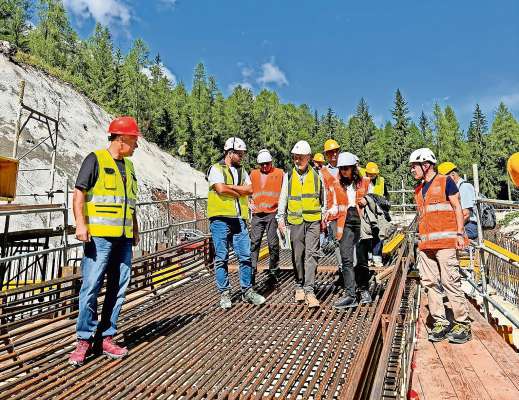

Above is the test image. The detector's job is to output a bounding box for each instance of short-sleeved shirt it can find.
[457,178,477,223]
[75,152,127,191]
[208,164,251,217]
[421,174,458,198]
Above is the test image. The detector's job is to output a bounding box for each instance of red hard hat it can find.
[108,116,141,136]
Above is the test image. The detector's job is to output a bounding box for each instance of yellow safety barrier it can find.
[382,234,405,256]
[1,280,56,292]
[483,240,519,263]
[151,264,185,286]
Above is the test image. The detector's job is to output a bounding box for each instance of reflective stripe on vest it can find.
[415,174,459,250]
[287,167,321,225]
[85,149,137,238]
[207,162,249,220]
[250,168,283,214]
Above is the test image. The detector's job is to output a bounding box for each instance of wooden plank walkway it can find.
[411,293,519,400]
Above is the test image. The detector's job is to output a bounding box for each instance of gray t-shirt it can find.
[457,178,477,223]
[208,164,251,217]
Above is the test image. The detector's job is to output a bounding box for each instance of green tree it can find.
[28,0,77,69]
[390,89,411,184]
[347,98,376,162]
[0,0,31,50]
[467,104,487,173]
[419,111,433,148]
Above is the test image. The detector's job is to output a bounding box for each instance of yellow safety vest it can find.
[207,162,249,220]
[287,167,321,225]
[372,176,385,196]
[84,149,137,238]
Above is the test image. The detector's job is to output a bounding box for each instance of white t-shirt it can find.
[208,164,251,217]
[457,178,477,223]
[346,183,356,207]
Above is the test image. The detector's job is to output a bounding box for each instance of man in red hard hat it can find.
[69,116,141,366]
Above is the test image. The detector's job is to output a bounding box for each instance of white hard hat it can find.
[337,152,358,167]
[224,137,247,151]
[409,148,437,164]
[291,140,311,155]
[257,149,273,163]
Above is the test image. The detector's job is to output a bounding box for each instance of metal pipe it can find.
[0,207,67,217]
[12,80,25,158]
[473,163,490,319]
[460,268,519,329]
[0,243,81,264]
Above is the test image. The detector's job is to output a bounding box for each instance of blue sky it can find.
[64,0,519,130]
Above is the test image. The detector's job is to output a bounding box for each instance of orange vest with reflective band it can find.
[321,167,340,221]
[250,168,284,214]
[415,175,463,250]
[334,177,370,240]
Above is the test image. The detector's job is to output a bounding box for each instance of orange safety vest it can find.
[321,166,340,221]
[334,177,370,240]
[415,175,464,250]
[250,168,284,214]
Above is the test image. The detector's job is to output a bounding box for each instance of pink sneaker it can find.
[69,340,92,366]
[102,336,128,359]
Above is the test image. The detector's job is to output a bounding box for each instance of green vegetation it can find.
[2,0,519,199]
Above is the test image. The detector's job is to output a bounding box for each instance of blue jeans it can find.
[76,237,132,340]
[465,222,478,240]
[210,217,253,293]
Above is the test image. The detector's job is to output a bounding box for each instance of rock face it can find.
[0,54,208,230]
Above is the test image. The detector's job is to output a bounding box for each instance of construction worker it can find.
[321,139,343,283]
[507,152,519,187]
[250,149,284,286]
[69,116,141,366]
[332,152,372,309]
[313,153,325,170]
[365,162,387,197]
[438,162,478,240]
[207,137,266,309]
[365,161,388,267]
[277,140,325,308]
[409,148,471,343]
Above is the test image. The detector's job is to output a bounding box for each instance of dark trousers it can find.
[250,212,280,283]
[289,221,320,293]
[338,225,370,297]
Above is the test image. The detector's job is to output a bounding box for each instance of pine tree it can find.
[419,111,433,147]
[467,104,487,172]
[347,98,376,162]
[0,0,31,50]
[390,89,411,184]
[28,0,77,69]
[86,23,115,105]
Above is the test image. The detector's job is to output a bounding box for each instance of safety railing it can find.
[465,164,519,329]
[0,193,209,291]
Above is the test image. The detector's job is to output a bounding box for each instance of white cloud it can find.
[257,59,288,87]
[228,82,254,92]
[241,66,254,79]
[142,63,177,86]
[463,91,519,115]
[63,0,131,26]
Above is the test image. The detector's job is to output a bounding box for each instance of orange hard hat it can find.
[507,152,519,187]
[108,116,141,137]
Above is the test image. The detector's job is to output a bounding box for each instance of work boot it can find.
[305,292,320,308]
[448,323,472,344]
[265,272,279,287]
[220,290,232,309]
[428,321,451,342]
[359,290,372,305]
[69,339,92,366]
[333,295,358,310]
[295,288,305,302]
[102,336,128,359]
[242,288,266,305]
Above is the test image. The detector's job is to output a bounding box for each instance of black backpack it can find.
[478,196,496,230]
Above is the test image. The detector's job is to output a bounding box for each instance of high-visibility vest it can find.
[207,162,249,220]
[287,167,321,225]
[415,175,465,250]
[321,166,340,221]
[371,176,385,196]
[85,149,137,238]
[334,177,370,240]
[250,168,283,214]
